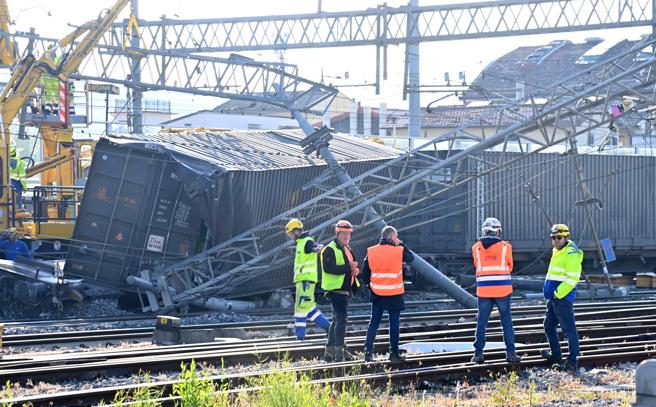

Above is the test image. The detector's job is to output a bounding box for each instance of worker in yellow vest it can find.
[362,225,413,363]
[471,217,521,365]
[285,218,330,340]
[9,145,27,208]
[320,220,360,362]
[541,224,582,373]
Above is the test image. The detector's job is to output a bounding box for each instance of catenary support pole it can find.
[407,0,421,149]
[130,0,143,133]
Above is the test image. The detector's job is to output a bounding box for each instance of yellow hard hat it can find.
[285,218,304,234]
[7,227,16,234]
[550,224,570,237]
[9,145,16,158]
[335,220,353,234]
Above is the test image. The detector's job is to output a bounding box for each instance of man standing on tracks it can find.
[285,218,330,341]
[541,224,582,373]
[362,225,412,363]
[320,219,360,362]
[471,217,522,365]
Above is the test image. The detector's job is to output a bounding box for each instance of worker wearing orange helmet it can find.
[285,218,330,341]
[320,219,360,362]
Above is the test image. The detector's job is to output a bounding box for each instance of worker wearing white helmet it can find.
[471,217,521,365]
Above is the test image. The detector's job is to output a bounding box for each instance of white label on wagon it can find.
[147,234,165,253]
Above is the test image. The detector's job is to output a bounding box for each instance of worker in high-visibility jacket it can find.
[9,145,27,208]
[285,218,330,340]
[471,217,521,364]
[40,55,61,116]
[320,219,360,362]
[362,225,413,363]
[541,224,583,373]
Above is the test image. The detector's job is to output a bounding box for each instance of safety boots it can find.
[557,360,579,374]
[333,346,355,362]
[506,353,522,364]
[324,345,336,362]
[540,349,563,365]
[363,350,374,362]
[388,350,406,363]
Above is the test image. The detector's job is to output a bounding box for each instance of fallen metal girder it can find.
[104,0,653,52]
[0,31,334,114]
[145,37,656,310]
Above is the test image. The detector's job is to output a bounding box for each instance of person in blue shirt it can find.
[0,227,33,261]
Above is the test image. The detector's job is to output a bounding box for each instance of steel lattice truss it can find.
[101,0,654,53]
[143,38,656,309]
[1,31,335,112]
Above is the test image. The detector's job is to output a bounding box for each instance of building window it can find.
[248,123,261,130]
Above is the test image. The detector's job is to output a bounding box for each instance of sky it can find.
[5,0,649,117]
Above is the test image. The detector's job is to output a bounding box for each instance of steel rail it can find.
[0,317,653,385]
[4,301,655,347]
[7,335,654,407]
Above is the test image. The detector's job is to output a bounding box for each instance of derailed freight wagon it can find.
[395,149,656,275]
[63,130,400,292]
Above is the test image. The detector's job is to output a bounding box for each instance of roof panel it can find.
[108,129,400,172]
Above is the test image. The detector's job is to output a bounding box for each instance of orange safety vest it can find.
[343,245,359,288]
[367,244,404,296]
[472,240,513,298]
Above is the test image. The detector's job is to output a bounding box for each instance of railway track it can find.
[0,299,653,405]
[3,299,655,347]
[7,332,653,406]
[1,303,654,384]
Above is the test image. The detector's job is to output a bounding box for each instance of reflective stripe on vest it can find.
[294,236,318,283]
[472,240,513,298]
[367,244,404,296]
[320,240,346,291]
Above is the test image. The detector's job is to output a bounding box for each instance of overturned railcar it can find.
[63,130,400,291]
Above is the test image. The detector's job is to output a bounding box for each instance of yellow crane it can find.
[0,0,15,66]
[0,0,129,237]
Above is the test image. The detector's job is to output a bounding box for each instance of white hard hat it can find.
[482,217,502,234]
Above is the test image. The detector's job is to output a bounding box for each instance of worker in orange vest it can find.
[362,225,413,363]
[471,217,521,364]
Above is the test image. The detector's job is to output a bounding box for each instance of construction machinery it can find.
[0,0,129,240]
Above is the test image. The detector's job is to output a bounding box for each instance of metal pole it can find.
[105,91,110,135]
[568,137,612,288]
[407,0,421,149]
[290,107,477,308]
[16,28,35,140]
[130,0,143,134]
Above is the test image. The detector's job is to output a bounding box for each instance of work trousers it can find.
[473,295,516,355]
[293,281,329,340]
[364,303,401,353]
[11,179,22,208]
[544,298,580,363]
[326,292,349,347]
